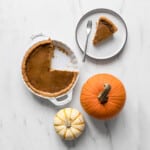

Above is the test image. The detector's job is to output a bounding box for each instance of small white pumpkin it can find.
[53,108,85,140]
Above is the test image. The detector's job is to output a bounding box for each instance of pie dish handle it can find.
[49,90,73,106]
[30,33,49,44]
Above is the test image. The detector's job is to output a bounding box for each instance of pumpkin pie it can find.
[93,16,118,45]
[22,39,78,97]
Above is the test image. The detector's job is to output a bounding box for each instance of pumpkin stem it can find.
[98,83,111,104]
[65,120,71,128]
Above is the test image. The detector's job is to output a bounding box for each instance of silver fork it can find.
[82,20,92,62]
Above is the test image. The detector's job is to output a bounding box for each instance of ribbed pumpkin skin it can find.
[53,108,85,140]
[80,74,126,120]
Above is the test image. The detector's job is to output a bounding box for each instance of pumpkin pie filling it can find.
[22,39,78,97]
[93,16,118,45]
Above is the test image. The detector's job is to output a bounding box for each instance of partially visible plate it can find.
[75,8,128,60]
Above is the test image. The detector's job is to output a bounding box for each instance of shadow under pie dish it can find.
[22,39,78,99]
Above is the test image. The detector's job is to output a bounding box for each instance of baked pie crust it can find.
[93,16,118,45]
[22,39,78,97]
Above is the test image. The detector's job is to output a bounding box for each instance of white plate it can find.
[75,8,128,60]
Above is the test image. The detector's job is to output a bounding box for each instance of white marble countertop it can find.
[0,0,150,149]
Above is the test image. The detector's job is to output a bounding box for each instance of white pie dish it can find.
[21,34,79,106]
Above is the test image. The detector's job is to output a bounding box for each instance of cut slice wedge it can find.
[93,16,118,45]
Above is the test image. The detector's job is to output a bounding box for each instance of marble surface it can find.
[0,0,150,149]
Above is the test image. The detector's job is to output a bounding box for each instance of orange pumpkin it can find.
[80,74,126,120]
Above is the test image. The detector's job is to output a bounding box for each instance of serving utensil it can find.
[82,20,92,62]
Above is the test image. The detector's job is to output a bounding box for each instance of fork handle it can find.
[82,34,90,62]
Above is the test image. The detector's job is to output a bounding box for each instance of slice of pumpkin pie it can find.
[93,16,118,45]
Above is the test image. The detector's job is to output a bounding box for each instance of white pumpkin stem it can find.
[65,120,71,128]
[98,83,111,104]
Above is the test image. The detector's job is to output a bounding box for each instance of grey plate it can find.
[75,8,128,60]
